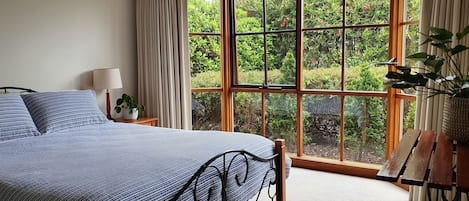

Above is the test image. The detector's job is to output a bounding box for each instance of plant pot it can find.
[123,108,139,120]
[442,96,469,143]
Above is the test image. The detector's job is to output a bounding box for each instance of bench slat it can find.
[428,133,453,190]
[402,131,436,185]
[457,143,469,192]
[376,129,421,182]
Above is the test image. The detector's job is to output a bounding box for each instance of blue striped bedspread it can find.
[0,122,290,201]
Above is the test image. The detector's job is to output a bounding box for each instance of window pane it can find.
[234,92,262,134]
[234,34,265,85]
[346,0,389,25]
[266,93,297,153]
[303,30,342,90]
[303,95,341,160]
[344,96,387,164]
[190,36,221,88]
[405,0,420,21]
[267,32,296,85]
[401,24,419,95]
[188,0,220,33]
[404,24,419,66]
[234,0,263,33]
[345,27,388,92]
[401,99,416,136]
[303,0,342,28]
[192,92,221,130]
[266,0,296,31]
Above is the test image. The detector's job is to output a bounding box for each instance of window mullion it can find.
[262,0,268,87]
[385,0,404,159]
[339,0,347,162]
[296,0,304,157]
[222,0,234,131]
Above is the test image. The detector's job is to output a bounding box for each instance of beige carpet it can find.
[256,167,408,201]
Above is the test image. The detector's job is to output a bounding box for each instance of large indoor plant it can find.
[384,25,469,142]
[114,93,144,120]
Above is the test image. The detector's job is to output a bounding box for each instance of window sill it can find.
[288,153,382,179]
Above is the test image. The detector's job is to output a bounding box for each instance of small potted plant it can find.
[383,25,469,142]
[114,93,144,120]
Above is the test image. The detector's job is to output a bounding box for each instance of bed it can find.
[0,87,290,201]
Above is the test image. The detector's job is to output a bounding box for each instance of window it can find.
[232,0,297,88]
[398,0,419,137]
[189,0,420,174]
[301,0,390,164]
[188,0,223,130]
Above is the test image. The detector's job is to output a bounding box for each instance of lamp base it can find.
[106,90,115,121]
[107,114,115,121]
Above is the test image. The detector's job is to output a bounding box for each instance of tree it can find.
[345,65,386,161]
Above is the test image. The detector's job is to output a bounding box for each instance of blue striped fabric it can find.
[0,94,40,141]
[0,123,291,201]
[21,90,108,133]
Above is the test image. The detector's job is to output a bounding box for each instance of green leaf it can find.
[396,66,411,74]
[430,27,453,41]
[114,106,121,113]
[392,82,413,89]
[116,98,123,105]
[450,45,469,55]
[423,72,438,80]
[430,42,450,52]
[456,25,469,40]
[420,37,433,45]
[385,72,401,79]
[423,57,444,73]
[407,52,428,59]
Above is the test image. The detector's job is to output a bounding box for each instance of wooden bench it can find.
[376,129,469,200]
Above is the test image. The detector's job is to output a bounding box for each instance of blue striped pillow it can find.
[22,90,108,134]
[0,94,40,141]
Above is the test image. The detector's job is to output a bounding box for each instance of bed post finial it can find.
[274,139,286,201]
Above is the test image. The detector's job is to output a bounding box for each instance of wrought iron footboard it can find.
[171,139,286,201]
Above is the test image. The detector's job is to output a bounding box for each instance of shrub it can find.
[192,65,399,156]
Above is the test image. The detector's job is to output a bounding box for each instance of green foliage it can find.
[280,51,296,84]
[385,25,469,98]
[188,0,419,159]
[188,0,221,76]
[188,0,220,33]
[115,94,144,115]
[192,66,391,154]
[403,101,416,131]
[234,92,261,134]
[345,65,386,159]
[266,93,297,151]
[189,37,221,76]
[192,92,221,130]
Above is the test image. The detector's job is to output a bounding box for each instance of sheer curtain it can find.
[411,0,469,200]
[136,0,192,129]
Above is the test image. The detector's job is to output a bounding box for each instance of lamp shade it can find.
[93,68,123,90]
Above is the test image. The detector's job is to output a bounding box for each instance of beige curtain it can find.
[411,0,469,200]
[136,0,192,129]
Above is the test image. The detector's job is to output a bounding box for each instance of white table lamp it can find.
[93,68,123,120]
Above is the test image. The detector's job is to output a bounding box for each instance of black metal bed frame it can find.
[0,86,37,93]
[1,86,287,201]
[170,150,282,201]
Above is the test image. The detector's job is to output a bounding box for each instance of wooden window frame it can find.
[230,0,297,89]
[189,0,417,178]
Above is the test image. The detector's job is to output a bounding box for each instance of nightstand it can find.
[114,117,159,127]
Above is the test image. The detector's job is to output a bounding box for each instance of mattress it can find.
[0,122,290,201]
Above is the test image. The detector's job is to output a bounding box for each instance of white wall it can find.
[0,0,137,116]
